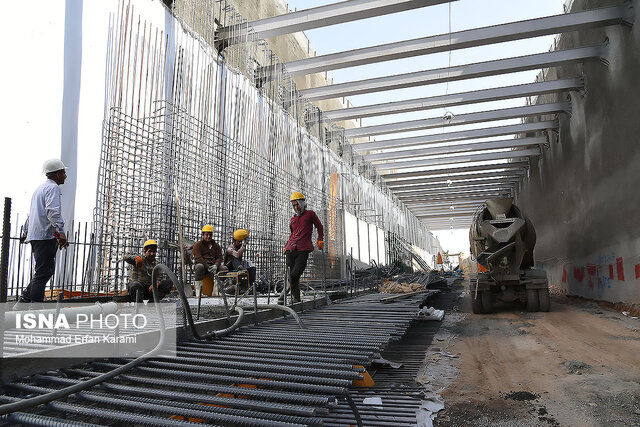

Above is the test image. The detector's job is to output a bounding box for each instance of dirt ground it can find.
[425,284,640,427]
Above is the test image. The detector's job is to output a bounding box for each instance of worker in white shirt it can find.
[17,159,69,303]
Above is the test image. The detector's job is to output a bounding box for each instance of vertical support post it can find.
[0,197,12,303]
[253,275,258,326]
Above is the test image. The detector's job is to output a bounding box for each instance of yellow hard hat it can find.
[233,229,249,241]
[290,192,305,201]
[201,224,214,233]
[143,239,158,249]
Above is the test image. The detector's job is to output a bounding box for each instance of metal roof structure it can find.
[224,0,632,230]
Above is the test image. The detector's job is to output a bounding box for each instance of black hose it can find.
[172,270,243,340]
[344,391,363,427]
[0,264,173,416]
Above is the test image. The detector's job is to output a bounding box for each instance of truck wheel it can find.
[471,292,483,314]
[526,289,539,312]
[481,290,493,314]
[538,288,550,312]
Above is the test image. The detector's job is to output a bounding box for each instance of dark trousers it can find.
[193,263,210,281]
[20,239,59,303]
[128,279,173,302]
[285,250,309,302]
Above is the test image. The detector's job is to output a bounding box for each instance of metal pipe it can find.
[0,197,10,303]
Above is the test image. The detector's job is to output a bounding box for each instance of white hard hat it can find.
[42,159,67,174]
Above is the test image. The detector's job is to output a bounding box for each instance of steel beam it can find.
[364,135,548,161]
[280,4,631,76]
[392,176,521,193]
[416,211,478,219]
[403,190,513,204]
[301,45,604,101]
[381,159,529,179]
[413,211,478,219]
[346,102,569,139]
[405,192,510,204]
[411,205,477,216]
[397,183,516,199]
[426,224,473,230]
[382,162,529,180]
[325,78,581,121]
[219,0,456,44]
[385,170,525,187]
[424,221,473,230]
[374,148,541,171]
[359,124,552,153]
[408,200,486,210]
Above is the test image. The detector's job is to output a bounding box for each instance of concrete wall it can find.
[518,0,640,303]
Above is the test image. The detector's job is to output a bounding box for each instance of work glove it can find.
[207,265,217,275]
[53,231,69,249]
[134,256,144,268]
[316,240,324,251]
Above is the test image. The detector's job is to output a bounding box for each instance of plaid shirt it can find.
[123,254,156,285]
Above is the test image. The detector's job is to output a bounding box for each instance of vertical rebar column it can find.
[0,197,11,303]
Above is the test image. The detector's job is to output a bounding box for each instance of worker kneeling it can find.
[193,224,227,297]
[124,239,173,302]
[224,229,256,293]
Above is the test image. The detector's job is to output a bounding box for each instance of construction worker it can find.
[192,224,227,297]
[282,192,324,303]
[224,229,256,292]
[17,159,70,304]
[123,239,173,302]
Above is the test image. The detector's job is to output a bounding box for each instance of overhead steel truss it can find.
[374,148,540,171]
[391,176,522,193]
[415,210,479,219]
[324,78,582,121]
[408,200,489,210]
[301,45,605,101]
[402,190,514,204]
[381,161,529,180]
[396,183,516,199]
[358,122,552,153]
[278,4,631,76]
[385,170,525,188]
[367,137,546,163]
[218,0,456,45]
[364,136,547,162]
[345,101,570,139]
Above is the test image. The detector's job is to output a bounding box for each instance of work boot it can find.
[12,298,30,311]
[194,280,203,298]
[291,284,301,304]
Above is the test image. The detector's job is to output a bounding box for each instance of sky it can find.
[285,0,567,255]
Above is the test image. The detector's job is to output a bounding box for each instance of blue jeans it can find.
[21,239,59,302]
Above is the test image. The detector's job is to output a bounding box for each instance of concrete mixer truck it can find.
[469,198,549,313]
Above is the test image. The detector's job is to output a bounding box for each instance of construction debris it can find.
[379,278,424,293]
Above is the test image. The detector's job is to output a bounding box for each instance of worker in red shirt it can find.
[281,192,324,303]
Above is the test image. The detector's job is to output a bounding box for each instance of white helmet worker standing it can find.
[16,159,69,306]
